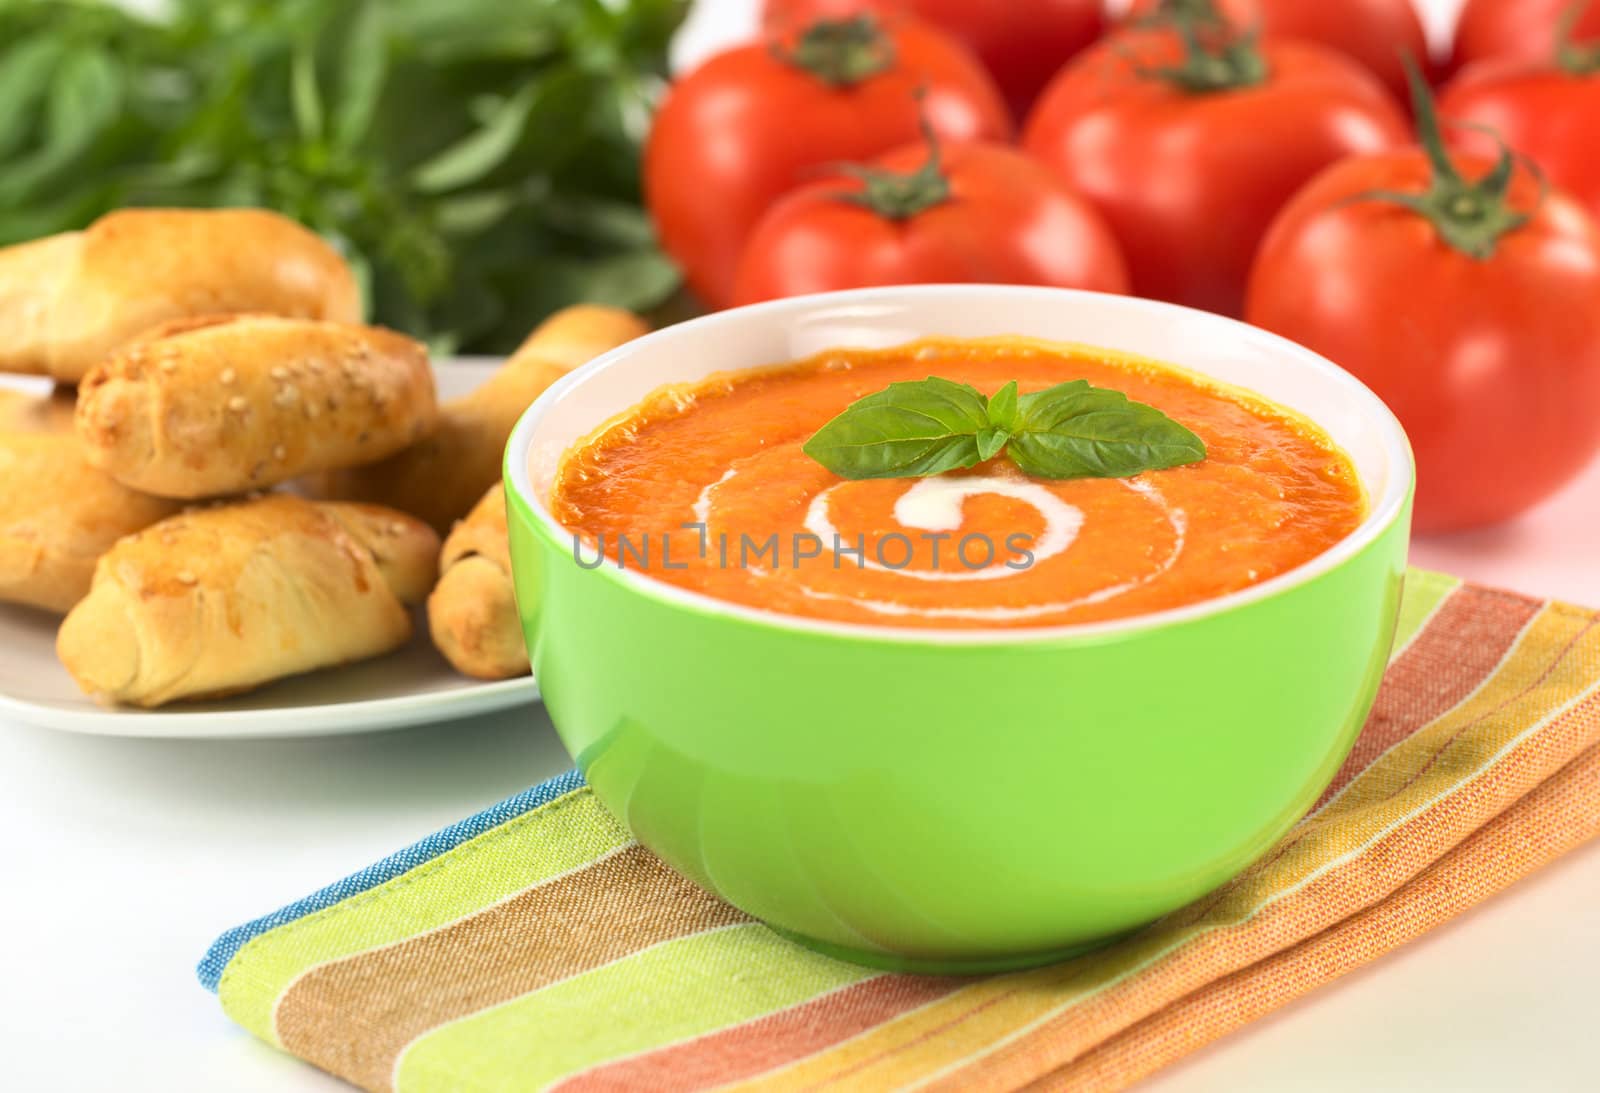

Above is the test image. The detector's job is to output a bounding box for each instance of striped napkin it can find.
[200,569,1600,1092]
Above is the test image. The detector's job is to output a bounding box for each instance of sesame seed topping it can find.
[228,396,248,412]
[176,570,197,585]
[220,368,237,384]
[159,360,176,374]
[272,445,287,461]
[270,366,289,380]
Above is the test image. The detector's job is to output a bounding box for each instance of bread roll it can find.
[75,315,437,499]
[0,432,182,613]
[497,305,653,373]
[316,305,647,532]
[56,495,439,707]
[0,208,359,382]
[428,487,529,680]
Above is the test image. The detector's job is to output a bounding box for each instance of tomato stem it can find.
[1140,0,1229,30]
[1555,0,1600,75]
[771,16,896,88]
[1130,19,1269,94]
[1349,58,1532,260]
[832,100,951,221]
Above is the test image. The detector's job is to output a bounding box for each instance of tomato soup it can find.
[550,338,1365,629]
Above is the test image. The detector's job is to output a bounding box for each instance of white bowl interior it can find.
[509,286,1412,640]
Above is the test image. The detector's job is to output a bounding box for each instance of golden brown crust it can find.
[75,315,437,499]
[0,208,361,382]
[0,233,81,375]
[427,487,529,680]
[313,305,646,532]
[0,431,182,613]
[55,495,440,707]
[501,304,653,373]
[314,357,566,534]
[320,501,441,606]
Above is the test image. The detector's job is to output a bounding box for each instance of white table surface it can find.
[9,0,1599,1089]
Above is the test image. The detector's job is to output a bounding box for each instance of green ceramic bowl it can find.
[504,286,1414,974]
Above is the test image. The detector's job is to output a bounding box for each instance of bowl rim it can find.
[504,285,1414,647]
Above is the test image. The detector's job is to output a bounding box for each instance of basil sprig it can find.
[803,376,1207,480]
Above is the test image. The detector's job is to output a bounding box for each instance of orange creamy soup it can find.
[550,338,1366,629]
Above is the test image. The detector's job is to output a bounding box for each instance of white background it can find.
[6,1,1600,1091]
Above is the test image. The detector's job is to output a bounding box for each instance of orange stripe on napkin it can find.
[554,974,962,1092]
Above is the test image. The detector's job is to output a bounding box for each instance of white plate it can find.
[0,358,540,739]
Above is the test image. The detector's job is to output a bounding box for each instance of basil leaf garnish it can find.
[1007,380,1207,479]
[975,426,1010,462]
[804,375,1206,481]
[987,379,1018,431]
[802,376,991,479]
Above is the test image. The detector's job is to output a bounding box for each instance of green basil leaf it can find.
[384,0,562,64]
[333,0,387,150]
[542,194,659,249]
[803,374,1206,481]
[290,39,323,141]
[544,249,682,312]
[987,379,1018,431]
[433,190,520,236]
[1008,381,1206,479]
[803,377,990,479]
[0,36,64,159]
[0,48,123,204]
[410,82,536,194]
[976,426,1010,462]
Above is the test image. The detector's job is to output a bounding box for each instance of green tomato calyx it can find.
[1133,5,1270,93]
[1352,58,1536,261]
[832,101,951,221]
[776,16,897,88]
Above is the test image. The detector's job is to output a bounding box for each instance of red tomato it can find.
[730,140,1129,304]
[646,18,1009,310]
[1023,29,1407,316]
[1123,0,1432,101]
[1449,0,1600,76]
[763,0,1105,120]
[1246,137,1600,532]
[1439,58,1600,218]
